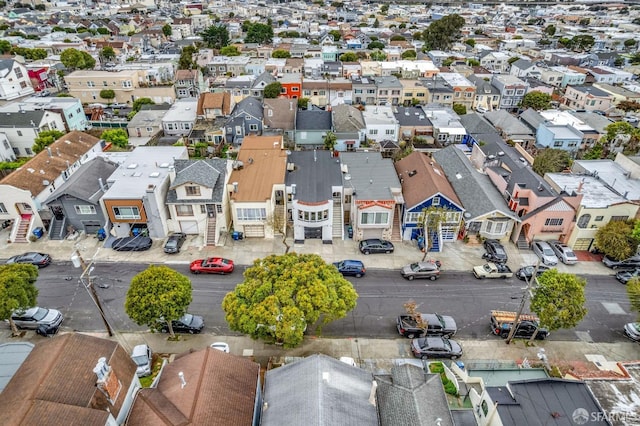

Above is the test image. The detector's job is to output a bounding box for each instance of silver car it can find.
[11,307,63,330]
[549,241,578,265]
[531,241,558,266]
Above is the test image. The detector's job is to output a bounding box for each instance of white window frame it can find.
[360,211,389,225]
[74,205,96,215]
[113,206,140,220]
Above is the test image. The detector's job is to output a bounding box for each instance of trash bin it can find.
[32,227,44,239]
[232,231,243,241]
[347,226,353,239]
[455,361,465,371]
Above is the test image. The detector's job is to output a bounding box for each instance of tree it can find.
[368,40,385,50]
[390,35,406,42]
[417,206,452,260]
[125,265,192,339]
[132,97,155,113]
[616,100,640,112]
[370,50,387,61]
[101,128,129,148]
[594,220,639,261]
[245,23,273,44]
[323,131,337,150]
[297,97,309,110]
[0,264,39,337]
[582,143,604,160]
[60,48,96,70]
[339,52,358,62]
[263,82,282,98]
[467,58,480,66]
[628,277,640,320]
[100,46,115,61]
[97,27,110,35]
[530,269,587,339]
[452,103,466,115]
[162,24,172,37]
[32,130,64,154]
[272,49,291,58]
[422,14,465,51]
[0,40,11,54]
[100,89,115,101]
[464,38,475,47]
[401,50,417,60]
[544,24,556,36]
[222,253,358,347]
[532,148,571,176]
[328,30,341,42]
[521,91,552,111]
[178,45,197,70]
[220,45,241,56]
[200,24,229,49]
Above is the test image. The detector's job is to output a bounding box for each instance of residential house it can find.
[421,76,455,108]
[342,62,362,79]
[362,105,399,144]
[261,354,378,426]
[100,146,188,239]
[0,59,35,100]
[509,58,546,78]
[286,151,343,242]
[284,58,304,74]
[224,97,264,145]
[351,76,377,106]
[373,76,403,106]
[572,154,640,203]
[433,146,519,242]
[563,85,613,112]
[340,152,403,241]
[570,111,614,149]
[587,66,634,85]
[295,107,332,150]
[127,347,262,426]
[249,72,277,99]
[491,75,528,111]
[395,152,464,251]
[263,98,297,141]
[400,79,429,106]
[536,120,583,156]
[479,51,512,73]
[538,66,565,88]
[162,98,198,137]
[394,106,433,145]
[174,69,206,98]
[0,333,139,426]
[197,92,233,120]
[332,104,366,152]
[42,156,119,240]
[227,135,287,238]
[166,158,230,246]
[439,72,476,110]
[0,110,66,157]
[0,131,105,243]
[279,73,303,99]
[7,97,88,132]
[421,105,466,147]
[468,75,500,112]
[548,66,587,88]
[302,79,331,107]
[483,110,536,151]
[592,83,640,105]
[126,107,168,145]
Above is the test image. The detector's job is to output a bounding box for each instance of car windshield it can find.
[132,355,149,366]
[32,308,48,321]
[630,323,640,332]
[483,264,493,272]
[180,313,194,325]
[165,240,177,248]
[565,250,576,257]
[494,246,506,255]
[410,263,420,271]
[442,339,452,351]
[543,248,554,256]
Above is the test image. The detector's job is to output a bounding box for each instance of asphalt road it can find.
[31,262,634,343]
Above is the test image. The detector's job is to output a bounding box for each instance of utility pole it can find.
[72,249,114,336]
[505,259,541,345]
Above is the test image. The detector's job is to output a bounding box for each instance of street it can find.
[32,262,634,343]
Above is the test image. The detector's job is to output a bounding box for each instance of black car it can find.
[603,255,640,270]
[495,320,549,340]
[160,313,204,334]
[163,232,187,254]
[358,239,394,255]
[616,268,640,285]
[6,252,52,268]
[410,336,463,360]
[482,239,508,263]
[333,260,366,277]
[515,265,550,281]
[112,236,152,251]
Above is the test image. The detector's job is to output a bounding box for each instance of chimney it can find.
[577,179,584,193]
[47,147,52,157]
[93,357,109,381]
[99,178,106,192]
[178,371,187,388]
[232,182,238,193]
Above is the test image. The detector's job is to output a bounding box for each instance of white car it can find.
[531,240,559,266]
[11,307,63,330]
[549,241,578,265]
[475,106,488,113]
[210,342,230,353]
[109,102,129,109]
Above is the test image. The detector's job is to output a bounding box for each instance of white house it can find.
[0,59,34,101]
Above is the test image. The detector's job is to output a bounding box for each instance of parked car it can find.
[531,241,559,266]
[210,342,230,353]
[410,336,463,360]
[624,322,640,342]
[109,102,128,109]
[6,252,52,268]
[400,261,441,281]
[515,265,551,281]
[333,260,366,277]
[131,344,152,377]
[616,269,640,285]
[11,307,63,330]
[358,239,394,255]
[482,240,508,263]
[475,106,488,113]
[36,89,51,97]
[490,310,549,340]
[603,255,640,269]
[623,115,639,124]
[397,313,457,338]
[473,262,513,279]
[87,103,108,109]
[112,236,152,251]
[159,313,204,334]
[189,257,234,274]
[549,241,578,265]
[163,233,187,254]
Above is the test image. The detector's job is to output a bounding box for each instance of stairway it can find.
[428,231,440,252]
[274,207,285,235]
[517,232,529,250]
[205,217,216,246]
[14,216,31,243]
[390,206,402,241]
[332,201,342,238]
[49,217,65,240]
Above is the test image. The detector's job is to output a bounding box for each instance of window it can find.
[14,68,23,78]
[216,204,223,213]
[611,215,628,222]
[25,148,32,155]
[361,212,389,225]
[103,81,108,87]
[122,80,132,88]
[485,220,506,235]
[87,81,95,87]
[544,218,563,226]
[74,205,96,215]
[17,130,22,136]
[405,212,421,223]
[577,214,590,228]
[595,216,604,221]
[249,124,259,131]
[553,141,563,147]
[0,203,7,213]
[237,208,267,221]
[176,205,194,216]
[385,129,394,135]
[200,205,207,214]
[432,196,440,206]
[185,185,200,196]
[113,206,140,220]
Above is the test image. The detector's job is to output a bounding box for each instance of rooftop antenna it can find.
[178,372,187,389]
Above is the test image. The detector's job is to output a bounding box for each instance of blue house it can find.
[394,151,464,252]
[536,124,583,157]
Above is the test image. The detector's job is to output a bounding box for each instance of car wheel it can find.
[188,329,195,334]
[364,250,370,255]
[500,331,509,339]
[451,355,459,360]
[407,275,415,281]
[501,275,506,279]
[385,250,391,254]
[355,273,362,278]
[160,328,168,333]
[407,333,416,339]
[191,270,199,274]
[429,276,437,281]
[421,355,428,360]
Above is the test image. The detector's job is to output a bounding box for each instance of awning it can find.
[345,140,355,145]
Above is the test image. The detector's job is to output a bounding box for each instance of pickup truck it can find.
[396,313,457,339]
[473,262,513,279]
[490,310,549,340]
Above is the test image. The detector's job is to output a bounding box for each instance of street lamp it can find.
[72,249,113,336]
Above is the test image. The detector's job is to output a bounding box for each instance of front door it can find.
[51,205,64,220]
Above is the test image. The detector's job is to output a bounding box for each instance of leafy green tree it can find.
[367,40,385,50]
[595,220,639,261]
[11,47,48,61]
[624,39,637,49]
[125,265,192,339]
[422,14,465,51]
[222,253,358,347]
[272,49,291,58]
[0,40,11,54]
[32,130,64,154]
[380,4,389,14]
[339,52,358,62]
[627,277,640,321]
[60,48,96,70]
[452,103,466,115]
[132,97,154,112]
[328,30,341,42]
[297,97,309,109]
[220,45,240,56]
[97,27,110,35]
[532,148,571,176]
[200,24,230,49]
[582,143,604,160]
[100,89,115,100]
[370,50,387,61]
[100,46,115,61]
[100,128,128,148]
[521,91,552,111]
[464,38,475,47]
[401,50,416,60]
[323,131,337,150]
[178,45,197,69]
[263,82,282,98]
[569,34,595,51]
[390,35,406,42]
[418,206,453,259]
[508,56,520,65]
[0,264,39,336]
[35,3,45,10]
[530,269,587,339]
[162,24,172,37]
[467,58,480,66]
[245,23,273,44]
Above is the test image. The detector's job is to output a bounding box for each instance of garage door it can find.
[83,221,102,234]
[573,238,593,251]
[304,227,322,239]
[244,225,265,238]
[179,221,199,234]
[361,228,382,240]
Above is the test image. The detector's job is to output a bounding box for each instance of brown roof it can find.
[0,131,101,196]
[175,69,197,80]
[126,348,260,426]
[263,98,296,130]
[197,92,232,116]
[394,151,461,209]
[228,135,287,202]
[0,333,137,426]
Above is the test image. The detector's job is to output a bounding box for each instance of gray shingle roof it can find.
[296,109,332,131]
[43,156,119,205]
[341,152,401,200]
[0,110,46,127]
[286,151,342,203]
[166,159,227,204]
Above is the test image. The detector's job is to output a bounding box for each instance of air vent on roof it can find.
[498,151,504,156]
[287,162,295,171]
[488,155,496,160]
[344,174,351,181]
[159,162,169,168]
[132,172,143,177]
[127,163,138,169]
[42,180,50,186]
[149,172,160,178]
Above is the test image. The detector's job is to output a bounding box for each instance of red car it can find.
[189,257,234,274]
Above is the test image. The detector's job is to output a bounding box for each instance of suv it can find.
[358,239,394,255]
[400,261,440,281]
[549,241,578,265]
[531,240,559,266]
[333,260,366,277]
[490,310,548,340]
[482,239,508,263]
[603,255,640,270]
